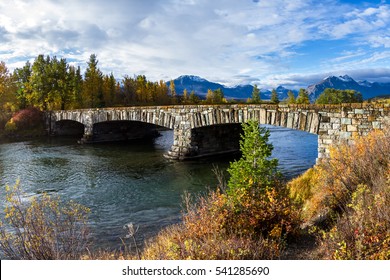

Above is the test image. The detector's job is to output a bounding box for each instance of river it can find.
[0,126,317,251]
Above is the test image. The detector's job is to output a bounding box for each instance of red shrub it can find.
[11,107,44,129]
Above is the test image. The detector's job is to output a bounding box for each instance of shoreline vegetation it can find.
[0,120,389,260]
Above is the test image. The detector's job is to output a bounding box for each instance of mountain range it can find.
[169,75,390,101]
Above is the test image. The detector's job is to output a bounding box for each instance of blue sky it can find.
[1,0,390,89]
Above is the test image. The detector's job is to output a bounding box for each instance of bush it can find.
[142,189,285,260]
[11,107,44,130]
[4,119,17,133]
[289,125,390,259]
[0,182,90,260]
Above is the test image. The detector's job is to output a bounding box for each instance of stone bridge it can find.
[47,104,390,160]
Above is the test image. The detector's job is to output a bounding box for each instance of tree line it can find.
[0,54,182,112]
[0,54,365,114]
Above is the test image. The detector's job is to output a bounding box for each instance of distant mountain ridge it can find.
[170,75,390,101]
[306,75,390,102]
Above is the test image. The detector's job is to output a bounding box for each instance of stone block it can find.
[320,123,332,130]
[354,109,364,114]
[332,123,341,130]
[341,118,352,125]
[340,131,352,139]
[330,117,340,124]
[347,125,358,132]
[373,121,381,129]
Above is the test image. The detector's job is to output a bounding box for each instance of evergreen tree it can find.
[68,66,83,109]
[286,90,296,104]
[213,88,224,103]
[296,88,310,104]
[270,89,279,104]
[227,120,280,198]
[189,90,200,104]
[103,73,117,107]
[83,54,104,108]
[251,84,261,103]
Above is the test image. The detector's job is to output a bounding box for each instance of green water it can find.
[0,127,317,251]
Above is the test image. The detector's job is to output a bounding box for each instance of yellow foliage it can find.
[291,125,390,259]
[0,182,90,259]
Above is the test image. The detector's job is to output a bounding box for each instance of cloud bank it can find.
[1,0,390,88]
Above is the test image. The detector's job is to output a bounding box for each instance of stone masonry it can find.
[48,103,390,160]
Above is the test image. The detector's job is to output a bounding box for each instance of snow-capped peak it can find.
[338,75,354,82]
[178,75,206,83]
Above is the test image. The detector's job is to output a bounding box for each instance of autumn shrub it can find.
[142,189,286,260]
[320,181,390,260]
[289,125,390,259]
[142,121,299,260]
[0,182,90,260]
[11,107,44,130]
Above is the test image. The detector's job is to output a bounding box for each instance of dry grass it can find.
[289,125,390,259]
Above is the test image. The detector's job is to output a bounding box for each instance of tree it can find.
[189,90,200,104]
[68,66,83,109]
[296,88,310,104]
[227,120,280,198]
[316,88,363,104]
[83,54,104,108]
[169,79,176,104]
[206,88,224,104]
[0,61,17,111]
[29,55,51,110]
[251,84,261,103]
[286,90,296,104]
[182,89,189,104]
[270,89,279,104]
[136,75,148,104]
[213,88,224,103]
[50,57,71,110]
[103,73,117,107]
[13,61,32,109]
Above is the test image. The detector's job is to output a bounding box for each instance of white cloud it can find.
[0,0,390,86]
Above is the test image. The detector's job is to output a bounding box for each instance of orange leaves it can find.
[294,124,390,259]
[0,182,90,260]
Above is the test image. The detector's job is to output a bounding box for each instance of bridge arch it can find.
[90,120,164,143]
[54,120,85,136]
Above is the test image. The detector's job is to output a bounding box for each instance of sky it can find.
[1,0,390,89]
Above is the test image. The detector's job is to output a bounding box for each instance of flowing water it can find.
[0,126,317,251]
